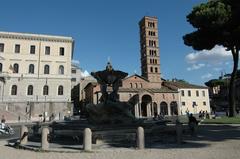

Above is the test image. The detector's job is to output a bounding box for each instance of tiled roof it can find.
[164,81,207,89]
[118,86,177,93]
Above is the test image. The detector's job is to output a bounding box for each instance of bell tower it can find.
[139,16,161,85]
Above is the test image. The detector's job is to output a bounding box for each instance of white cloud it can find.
[201,73,213,79]
[185,46,231,64]
[72,59,80,65]
[187,63,205,71]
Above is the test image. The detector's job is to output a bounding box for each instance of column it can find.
[135,104,139,118]
[139,101,142,118]
[157,103,160,115]
[168,103,171,116]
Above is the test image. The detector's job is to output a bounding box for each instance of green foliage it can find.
[183,0,240,117]
[205,79,228,87]
[183,0,240,50]
[188,1,231,29]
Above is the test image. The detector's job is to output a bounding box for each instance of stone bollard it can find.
[83,128,92,151]
[136,126,145,149]
[20,125,28,145]
[176,122,183,144]
[41,127,50,150]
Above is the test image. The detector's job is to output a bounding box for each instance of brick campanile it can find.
[139,16,162,85]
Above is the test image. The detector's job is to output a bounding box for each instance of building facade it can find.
[83,17,179,118]
[164,81,210,115]
[0,31,74,121]
[82,16,211,118]
[71,63,96,114]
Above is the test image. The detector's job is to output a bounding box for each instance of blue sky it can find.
[0,0,236,85]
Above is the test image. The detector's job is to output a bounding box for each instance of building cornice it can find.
[0,31,73,43]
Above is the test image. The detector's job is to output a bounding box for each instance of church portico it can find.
[170,101,178,115]
[160,101,168,115]
[140,94,152,117]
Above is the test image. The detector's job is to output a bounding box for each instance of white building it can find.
[71,63,96,114]
[0,31,74,121]
[164,81,211,115]
[71,63,83,88]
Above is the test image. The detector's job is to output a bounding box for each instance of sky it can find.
[0,0,238,85]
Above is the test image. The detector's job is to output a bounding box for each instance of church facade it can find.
[83,16,210,118]
[84,17,179,118]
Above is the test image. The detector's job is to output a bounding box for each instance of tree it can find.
[183,0,240,117]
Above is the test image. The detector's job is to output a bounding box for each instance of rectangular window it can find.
[196,90,199,97]
[0,43,4,52]
[181,90,184,96]
[203,101,206,106]
[182,102,185,106]
[59,47,64,56]
[71,69,76,74]
[71,78,76,82]
[202,90,206,97]
[45,46,50,55]
[15,44,20,53]
[30,45,35,54]
[188,90,191,97]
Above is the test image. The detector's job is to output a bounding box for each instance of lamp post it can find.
[43,95,46,122]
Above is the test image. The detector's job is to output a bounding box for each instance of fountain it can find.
[39,62,169,148]
[86,62,136,124]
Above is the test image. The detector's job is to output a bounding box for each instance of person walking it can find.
[188,113,198,136]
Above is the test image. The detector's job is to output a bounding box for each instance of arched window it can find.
[59,65,64,75]
[150,67,153,73]
[29,64,34,74]
[13,63,19,73]
[140,83,143,88]
[44,65,49,74]
[130,83,133,88]
[43,85,48,95]
[135,83,138,88]
[155,67,158,73]
[58,85,63,95]
[27,85,33,95]
[0,63,2,72]
[11,85,17,95]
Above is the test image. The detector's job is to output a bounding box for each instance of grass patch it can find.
[202,116,240,124]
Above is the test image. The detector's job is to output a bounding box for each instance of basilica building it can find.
[83,16,210,118]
